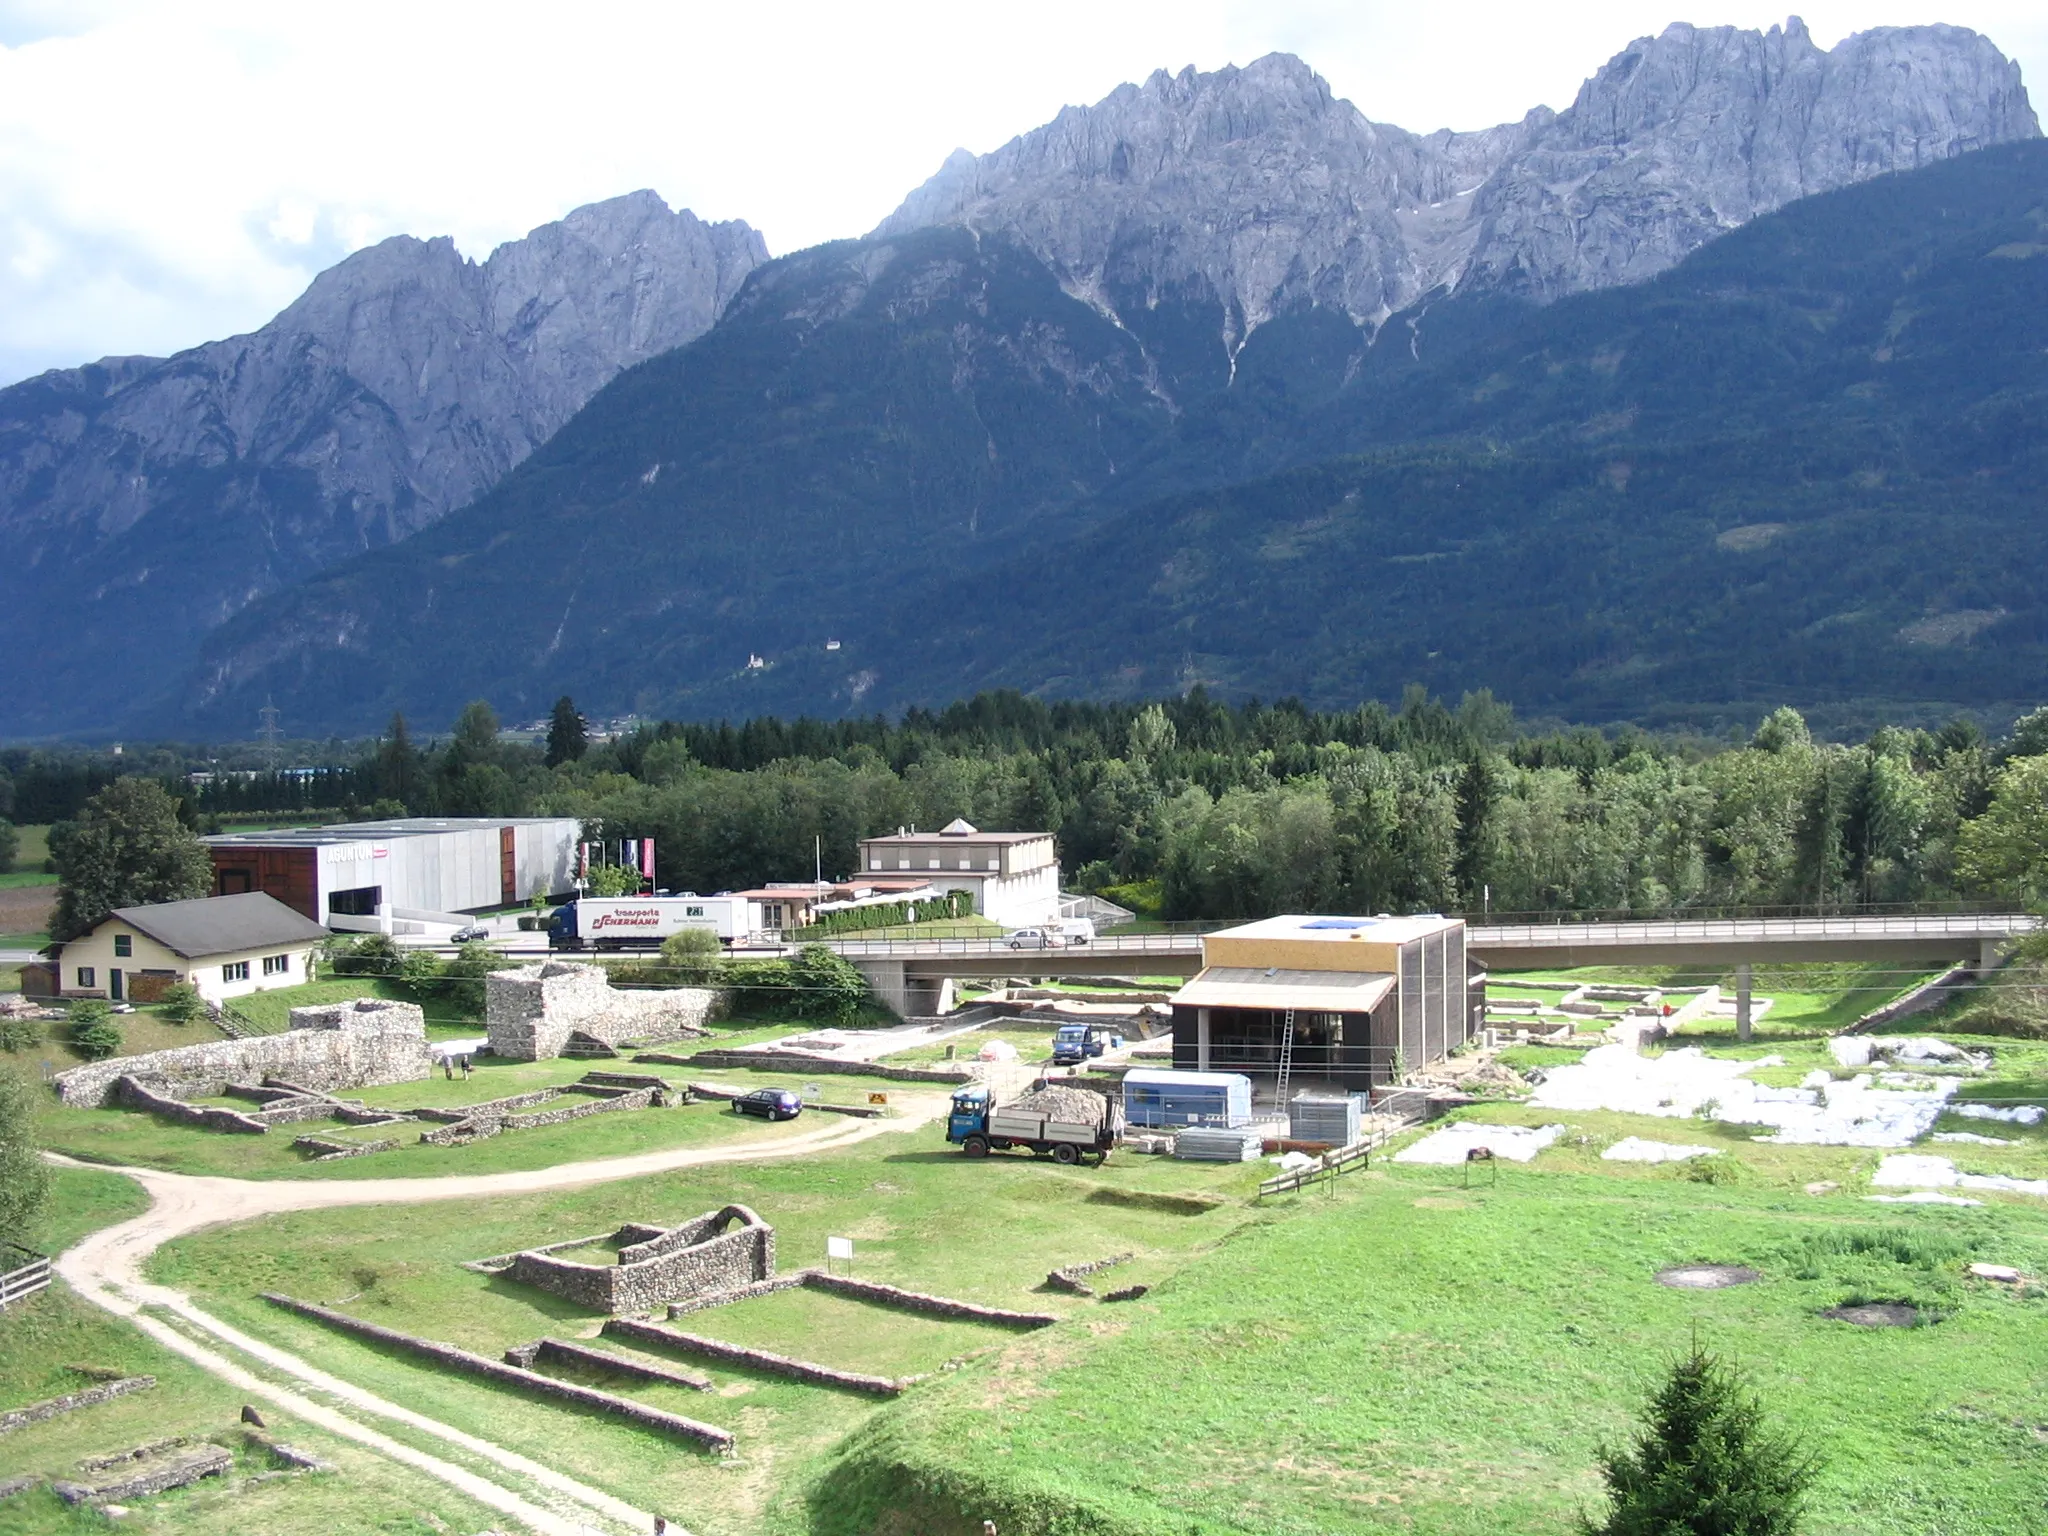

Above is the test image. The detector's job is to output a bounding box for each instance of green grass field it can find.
[145,1127,1264,1535]
[810,1160,2048,1536]
[1,1168,503,1536]
[39,1051,929,1180]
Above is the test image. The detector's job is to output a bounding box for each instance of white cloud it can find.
[0,1,2042,384]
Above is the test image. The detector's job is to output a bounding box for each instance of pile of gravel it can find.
[1005,1085,1107,1123]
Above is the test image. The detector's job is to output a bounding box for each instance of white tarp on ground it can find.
[1528,1044,1964,1146]
[1950,1102,2045,1125]
[1602,1137,1719,1163]
[1394,1122,1564,1164]
[1873,1154,2048,1200]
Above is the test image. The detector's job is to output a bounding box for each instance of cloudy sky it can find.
[1,0,2042,386]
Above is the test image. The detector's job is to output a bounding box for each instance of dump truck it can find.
[946,1083,1120,1166]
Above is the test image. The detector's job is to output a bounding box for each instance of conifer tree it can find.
[1583,1346,1818,1536]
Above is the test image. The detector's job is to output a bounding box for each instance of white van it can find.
[1050,918,1096,946]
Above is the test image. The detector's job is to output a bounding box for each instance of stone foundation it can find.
[485,960,726,1061]
[602,1317,906,1396]
[501,1206,774,1313]
[0,1376,154,1435]
[53,997,430,1108]
[261,1293,734,1451]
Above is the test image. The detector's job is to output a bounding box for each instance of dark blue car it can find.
[733,1088,803,1121]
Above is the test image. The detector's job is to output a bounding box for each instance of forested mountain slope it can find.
[920,137,2048,732]
[178,136,2048,736]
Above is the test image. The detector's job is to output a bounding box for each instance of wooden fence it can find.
[0,1245,51,1310]
[1256,1125,1399,1199]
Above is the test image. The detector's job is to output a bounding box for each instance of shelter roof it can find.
[1206,913,1461,947]
[1175,966,1396,1013]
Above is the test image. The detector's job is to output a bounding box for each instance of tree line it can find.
[20,688,2048,922]
[344,689,2048,920]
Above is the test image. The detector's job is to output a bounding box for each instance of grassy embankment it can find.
[798,966,2048,1536]
[0,1165,505,1536]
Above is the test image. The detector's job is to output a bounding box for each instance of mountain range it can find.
[0,18,2039,738]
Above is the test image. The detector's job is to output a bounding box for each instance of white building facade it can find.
[855,820,1060,928]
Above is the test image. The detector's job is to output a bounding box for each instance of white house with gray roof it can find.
[54,891,331,1005]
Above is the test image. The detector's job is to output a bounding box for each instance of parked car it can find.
[1007,927,1066,950]
[449,922,492,944]
[732,1087,803,1120]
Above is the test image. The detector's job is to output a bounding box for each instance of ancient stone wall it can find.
[0,1377,154,1435]
[53,997,430,1108]
[261,1293,734,1451]
[504,1205,774,1313]
[800,1270,1057,1327]
[602,1318,905,1396]
[485,960,726,1061]
[115,1076,268,1133]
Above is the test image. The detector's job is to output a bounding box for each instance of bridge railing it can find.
[1458,898,2027,928]
[1467,911,2036,944]
[826,931,1211,958]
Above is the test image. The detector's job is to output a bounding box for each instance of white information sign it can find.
[826,1236,854,1261]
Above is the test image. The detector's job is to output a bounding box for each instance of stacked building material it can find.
[1172,1126,1265,1162]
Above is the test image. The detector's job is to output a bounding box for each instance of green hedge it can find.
[805,890,974,937]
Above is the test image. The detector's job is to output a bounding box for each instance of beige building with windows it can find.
[855,820,1060,928]
[55,891,331,1005]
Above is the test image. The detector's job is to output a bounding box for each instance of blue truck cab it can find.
[947,1085,993,1143]
[1051,1023,1124,1065]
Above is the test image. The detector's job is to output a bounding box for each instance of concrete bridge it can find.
[829,913,2036,1015]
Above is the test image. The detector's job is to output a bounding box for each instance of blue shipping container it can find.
[1123,1068,1254,1129]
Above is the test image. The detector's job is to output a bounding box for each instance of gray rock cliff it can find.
[0,193,763,721]
[877,19,2037,353]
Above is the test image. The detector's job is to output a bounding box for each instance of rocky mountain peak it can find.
[876,22,2038,356]
[0,192,767,735]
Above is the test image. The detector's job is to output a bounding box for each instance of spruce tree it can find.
[1584,1347,1818,1536]
[546,696,589,767]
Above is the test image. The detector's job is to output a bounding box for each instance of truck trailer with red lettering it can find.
[548,895,751,950]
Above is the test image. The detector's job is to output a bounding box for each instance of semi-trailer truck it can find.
[548,895,751,950]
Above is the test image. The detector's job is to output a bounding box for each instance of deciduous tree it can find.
[50,778,211,940]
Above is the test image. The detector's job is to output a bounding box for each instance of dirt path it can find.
[51,1097,947,1535]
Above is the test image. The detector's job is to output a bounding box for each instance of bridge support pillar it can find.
[852,959,909,1019]
[1980,937,2006,975]
[1735,962,1753,1043]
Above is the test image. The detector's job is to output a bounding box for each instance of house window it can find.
[927,858,939,869]
[869,855,880,870]
[958,859,970,870]
[897,858,908,870]
[113,934,133,957]
[76,966,96,988]
[262,954,290,976]
[222,961,250,982]
[986,858,999,870]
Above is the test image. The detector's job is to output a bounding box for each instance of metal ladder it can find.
[1275,1008,1297,1112]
